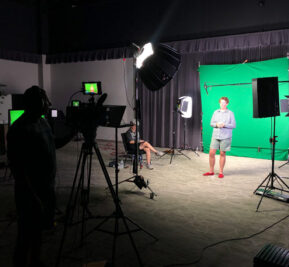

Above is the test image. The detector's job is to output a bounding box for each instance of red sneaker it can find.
[218,173,224,178]
[203,172,214,176]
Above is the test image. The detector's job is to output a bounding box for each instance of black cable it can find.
[164,213,289,267]
[122,59,134,110]
[66,90,82,108]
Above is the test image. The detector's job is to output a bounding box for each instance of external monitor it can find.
[8,110,24,126]
[51,109,58,118]
[72,100,80,107]
[8,109,45,126]
[82,81,102,95]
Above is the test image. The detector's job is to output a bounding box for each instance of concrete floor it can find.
[1,139,289,267]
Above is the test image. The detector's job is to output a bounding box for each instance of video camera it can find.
[66,96,107,141]
[66,82,126,142]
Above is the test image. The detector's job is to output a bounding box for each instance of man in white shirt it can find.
[203,97,236,178]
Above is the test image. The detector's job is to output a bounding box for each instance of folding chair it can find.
[121,133,145,168]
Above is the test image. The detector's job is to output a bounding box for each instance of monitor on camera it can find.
[82,81,102,95]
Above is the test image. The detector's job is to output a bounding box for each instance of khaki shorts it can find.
[210,137,232,151]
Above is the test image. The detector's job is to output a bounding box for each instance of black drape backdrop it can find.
[140,29,289,150]
[6,28,289,150]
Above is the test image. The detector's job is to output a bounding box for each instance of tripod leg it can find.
[254,173,271,194]
[108,177,135,188]
[120,211,144,267]
[170,149,174,164]
[278,161,289,169]
[177,149,191,160]
[93,143,144,266]
[274,173,289,192]
[256,173,272,212]
[80,151,93,245]
[125,216,158,241]
[112,208,119,266]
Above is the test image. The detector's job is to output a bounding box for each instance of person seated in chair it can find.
[126,120,164,170]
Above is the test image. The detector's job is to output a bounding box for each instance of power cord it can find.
[164,213,289,266]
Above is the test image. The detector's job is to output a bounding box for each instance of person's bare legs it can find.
[140,142,157,164]
[209,149,217,173]
[140,141,157,154]
[143,147,151,164]
[219,151,226,174]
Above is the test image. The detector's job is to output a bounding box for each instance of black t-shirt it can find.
[126,128,140,143]
[7,112,56,229]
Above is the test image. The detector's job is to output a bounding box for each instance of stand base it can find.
[254,171,289,211]
[110,176,158,200]
[161,148,191,164]
[83,212,158,242]
[255,188,289,203]
[179,147,200,157]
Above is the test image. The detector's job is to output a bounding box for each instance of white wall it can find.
[0,59,39,95]
[0,57,134,141]
[50,58,134,140]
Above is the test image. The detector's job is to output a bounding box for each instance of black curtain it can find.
[0,48,42,63]
[140,29,289,150]
[44,28,289,150]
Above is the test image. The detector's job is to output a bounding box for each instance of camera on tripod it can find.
[66,81,126,143]
[66,82,107,139]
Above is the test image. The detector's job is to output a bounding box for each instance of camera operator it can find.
[7,86,56,267]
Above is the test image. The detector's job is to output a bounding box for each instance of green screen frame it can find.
[199,57,289,160]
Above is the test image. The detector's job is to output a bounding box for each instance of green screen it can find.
[199,57,289,160]
[84,83,98,94]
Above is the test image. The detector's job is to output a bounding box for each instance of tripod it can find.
[161,109,191,164]
[278,149,289,169]
[179,118,199,157]
[56,134,156,267]
[254,116,289,211]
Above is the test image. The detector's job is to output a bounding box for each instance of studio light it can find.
[178,96,192,118]
[136,43,154,69]
[137,43,181,91]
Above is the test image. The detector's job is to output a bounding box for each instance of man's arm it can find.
[210,111,218,128]
[224,111,236,129]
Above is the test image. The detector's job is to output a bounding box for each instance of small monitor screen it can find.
[72,100,80,107]
[51,109,58,118]
[9,110,45,126]
[9,110,24,126]
[82,81,102,95]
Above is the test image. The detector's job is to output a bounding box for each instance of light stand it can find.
[56,97,156,267]
[278,154,289,169]
[161,107,191,164]
[278,97,289,169]
[254,116,289,211]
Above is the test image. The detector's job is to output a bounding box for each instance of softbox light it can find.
[138,43,181,91]
[178,96,192,118]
